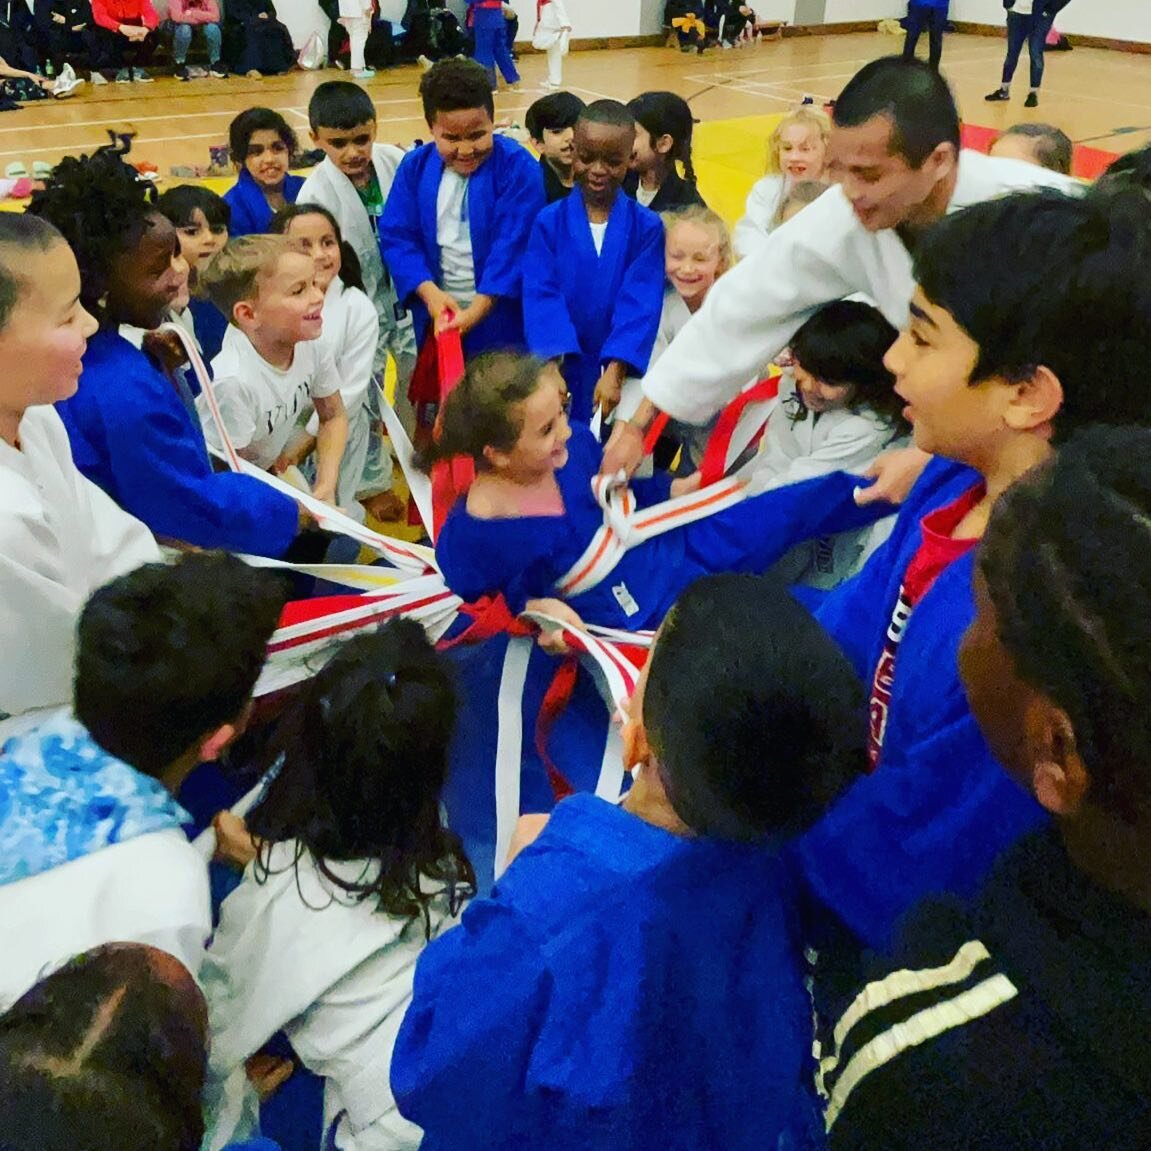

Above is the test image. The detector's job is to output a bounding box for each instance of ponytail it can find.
[416,351,549,471]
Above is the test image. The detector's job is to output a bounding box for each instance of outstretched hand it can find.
[854,446,932,507]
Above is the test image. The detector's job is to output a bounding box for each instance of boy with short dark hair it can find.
[824,427,1151,1149]
[523,99,665,423]
[0,551,286,1005]
[798,186,1151,953]
[378,57,546,354]
[198,234,348,504]
[525,90,585,202]
[393,573,866,1151]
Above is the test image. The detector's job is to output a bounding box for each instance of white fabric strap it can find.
[374,381,434,538]
[493,636,532,878]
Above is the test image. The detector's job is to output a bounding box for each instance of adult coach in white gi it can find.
[600,57,1078,488]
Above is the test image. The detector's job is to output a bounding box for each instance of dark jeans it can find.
[1002,9,1054,89]
[902,3,946,70]
[43,23,98,69]
[91,24,158,72]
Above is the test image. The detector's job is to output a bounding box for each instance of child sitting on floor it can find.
[734,105,829,258]
[223,107,305,236]
[623,90,705,213]
[523,99,665,424]
[198,235,348,504]
[0,552,286,1006]
[379,57,545,356]
[427,351,886,633]
[391,572,866,1151]
[525,90,585,202]
[202,622,475,1151]
[270,203,391,518]
[30,143,302,558]
[156,183,231,361]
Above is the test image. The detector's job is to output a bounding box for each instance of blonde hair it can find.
[198,234,309,320]
[765,107,830,176]
[661,205,734,278]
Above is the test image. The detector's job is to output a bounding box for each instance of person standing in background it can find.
[986,0,1073,109]
[469,0,519,90]
[902,0,948,71]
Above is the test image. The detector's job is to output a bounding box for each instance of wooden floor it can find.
[6,30,1151,175]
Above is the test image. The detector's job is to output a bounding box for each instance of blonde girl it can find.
[733,106,830,258]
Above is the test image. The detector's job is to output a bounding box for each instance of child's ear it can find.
[1004,364,1063,436]
[482,443,509,471]
[232,299,256,328]
[655,133,675,157]
[622,716,653,773]
[198,722,237,764]
[309,129,320,145]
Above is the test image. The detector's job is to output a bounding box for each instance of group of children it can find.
[4,44,1151,1151]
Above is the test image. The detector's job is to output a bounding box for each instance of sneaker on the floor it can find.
[59,62,76,83]
[131,67,153,82]
[174,63,190,80]
[209,64,228,77]
[352,67,376,78]
[245,68,262,78]
[1024,91,1039,107]
[417,53,434,71]
[114,67,132,82]
[985,87,1009,101]
[51,74,83,98]
[90,70,108,84]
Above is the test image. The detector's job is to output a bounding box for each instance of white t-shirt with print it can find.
[201,325,342,470]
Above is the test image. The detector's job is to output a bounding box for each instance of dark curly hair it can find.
[979,426,1151,825]
[247,620,475,938]
[419,56,493,125]
[26,134,157,313]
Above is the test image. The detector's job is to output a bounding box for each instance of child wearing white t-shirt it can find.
[198,235,348,503]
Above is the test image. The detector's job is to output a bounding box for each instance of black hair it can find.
[790,300,905,432]
[155,184,231,231]
[0,945,208,1151]
[913,187,1151,443]
[307,80,377,133]
[247,621,475,938]
[74,552,287,778]
[979,427,1151,824]
[228,106,298,166]
[626,91,697,185]
[833,56,960,168]
[26,136,158,313]
[644,573,865,840]
[0,214,62,332]
[269,202,365,293]
[525,91,586,141]
[418,350,548,470]
[994,122,1073,175]
[579,98,635,132]
[1095,143,1151,197]
[419,57,494,126]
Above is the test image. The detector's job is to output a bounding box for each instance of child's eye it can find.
[910,331,929,349]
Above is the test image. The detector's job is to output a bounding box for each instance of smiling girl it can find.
[223,107,305,237]
[734,106,830,258]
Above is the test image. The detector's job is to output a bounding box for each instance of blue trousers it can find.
[1002,8,1054,89]
[472,5,518,87]
[172,20,222,63]
[902,4,947,70]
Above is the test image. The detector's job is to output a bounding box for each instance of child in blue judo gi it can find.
[796,185,1151,955]
[378,57,545,357]
[223,108,305,238]
[523,98,666,424]
[425,351,886,633]
[392,571,867,1151]
[28,143,302,557]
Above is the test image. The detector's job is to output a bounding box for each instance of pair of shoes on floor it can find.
[6,160,54,179]
[113,67,150,82]
[985,86,1039,106]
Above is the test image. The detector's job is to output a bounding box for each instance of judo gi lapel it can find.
[235,168,273,233]
[418,148,445,287]
[464,147,498,286]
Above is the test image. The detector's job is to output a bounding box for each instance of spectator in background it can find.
[902,0,948,71]
[224,0,294,77]
[1,0,42,74]
[989,121,1073,174]
[34,0,98,80]
[169,0,226,79]
[469,0,519,90]
[985,0,1073,109]
[89,0,158,82]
